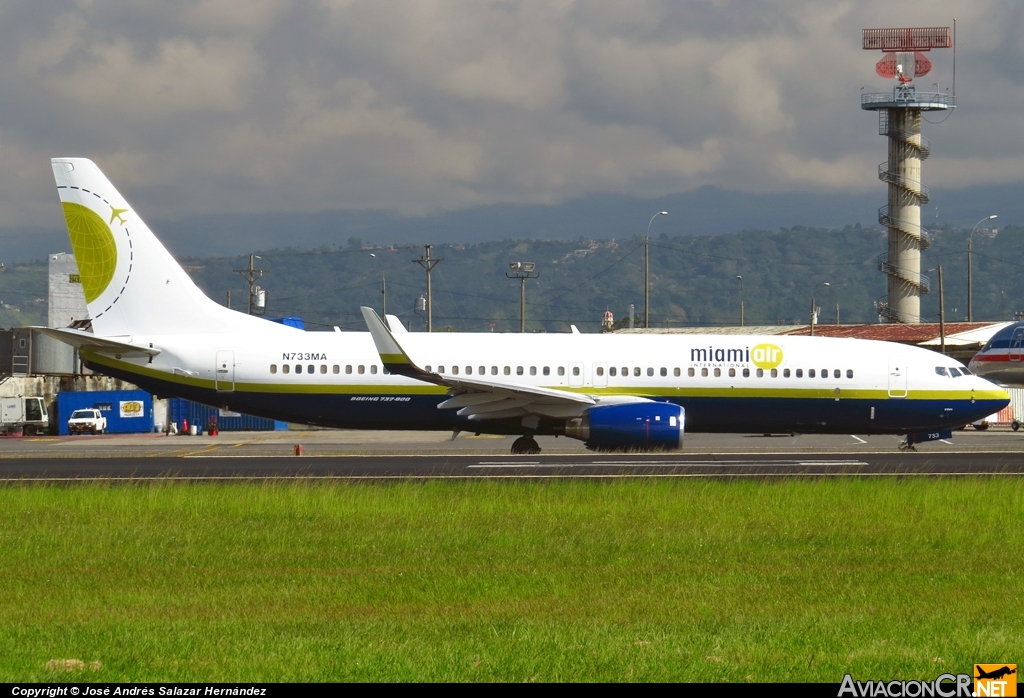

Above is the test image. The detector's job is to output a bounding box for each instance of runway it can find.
[2,429,1023,480]
[1,451,1023,480]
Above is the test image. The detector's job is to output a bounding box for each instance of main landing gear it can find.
[511,435,541,455]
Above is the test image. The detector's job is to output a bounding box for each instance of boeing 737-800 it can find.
[39,158,1009,453]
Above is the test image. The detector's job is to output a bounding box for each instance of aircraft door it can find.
[593,362,608,388]
[215,350,235,392]
[1010,328,1024,362]
[569,361,585,388]
[887,356,907,398]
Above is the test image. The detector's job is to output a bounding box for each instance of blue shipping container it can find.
[169,398,287,432]
[58,390,154,435]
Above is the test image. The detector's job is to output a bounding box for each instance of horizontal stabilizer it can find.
[33,327,160,357]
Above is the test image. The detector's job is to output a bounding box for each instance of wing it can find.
[33,327,161,358]
[361,306,610,422]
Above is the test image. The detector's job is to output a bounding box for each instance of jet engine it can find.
[565,402,685,451]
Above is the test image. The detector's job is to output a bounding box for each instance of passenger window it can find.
[465,366,472,375]
[439,366,446,374]
[742,368,750,378]
[796,369,803,378]
[756,368,764,378]
[358,365,365,374]
[701,367,709,377]
[713,368,721,377]
[543,367,550,376]
[517,366,524,375]
[425,365,432,372]
[283,364,290,374]
[822,370,828,379]
[646,367,653,377]
[504,366,511,375]
[479,366,485,375]
[674,368,680,377]
[633,367,641,377]
[558,367,565,376]
[295,364,302,374]
[610,367,617,377]
[596,367,604,376]
[771,369,778,378]
[572,366,580,376]
[621,367,628,376]
[346,365,353,374]
[491,366,498,375]
[270,364,277,374]
[383,367,389,375]
[808,369,815,378]
[833,369,840,379]
[320,365,327,374]
[530,367,537,376]
[307,364,314,374]
[687,368,695,377]
[452,366,459,375]
[728,368,736,378]
[935,367,948,377]
[846,369,853,379]
[333,365,340,374]
[660,367,667,377]
[783,369,790,378]
[370,365,378,374]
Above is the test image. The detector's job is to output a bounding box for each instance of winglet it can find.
[360,306,432,380]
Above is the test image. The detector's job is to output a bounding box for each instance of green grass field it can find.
[1,478,1020,682]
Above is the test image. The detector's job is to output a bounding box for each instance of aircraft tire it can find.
[511,436,541,455]
[974,423,989,431]
[1013,420,1021,432]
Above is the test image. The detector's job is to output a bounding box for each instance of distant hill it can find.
[7,182,1024,262]
[3,225,1016,333]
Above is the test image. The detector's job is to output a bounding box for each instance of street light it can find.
[968,214,998,322]
[507,261,539,332]
[368,253,386,317]
[736,276,744,327]
[822,282,839,325]
[644,211,668,328]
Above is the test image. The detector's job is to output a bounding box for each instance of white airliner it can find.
[40,158,1008,453]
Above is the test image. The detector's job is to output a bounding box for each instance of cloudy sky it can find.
[1,0,1022,238]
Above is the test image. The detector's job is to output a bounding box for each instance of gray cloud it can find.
[0,0,1018,234]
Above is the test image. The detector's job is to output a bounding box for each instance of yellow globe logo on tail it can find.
[61,202,117,303]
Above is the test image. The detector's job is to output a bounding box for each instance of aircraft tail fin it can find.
[50,158,273,337]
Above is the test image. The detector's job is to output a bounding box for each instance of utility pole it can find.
[736,276,744,327]
[412,245,443,332]
[810,297,816,336]
[938,265,946,354]
[226,291,230,309]
[233,254,269,315]
[507,262,539,332]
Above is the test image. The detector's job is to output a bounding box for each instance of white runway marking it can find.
[850,435,867,444]
[468,460,869,469]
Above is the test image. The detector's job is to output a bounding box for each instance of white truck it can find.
[1,396,50,435]
[67,408,107,435]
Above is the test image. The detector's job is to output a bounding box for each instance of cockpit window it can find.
[935,367,948,377]
[961,367,972,375]
[948,367,962,377]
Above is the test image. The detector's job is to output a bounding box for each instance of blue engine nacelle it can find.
[564,402,685,451]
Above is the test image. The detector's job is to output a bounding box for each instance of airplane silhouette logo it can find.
[974,664,1017,697]
[109,206,127,225]
[976,666,1016,680]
